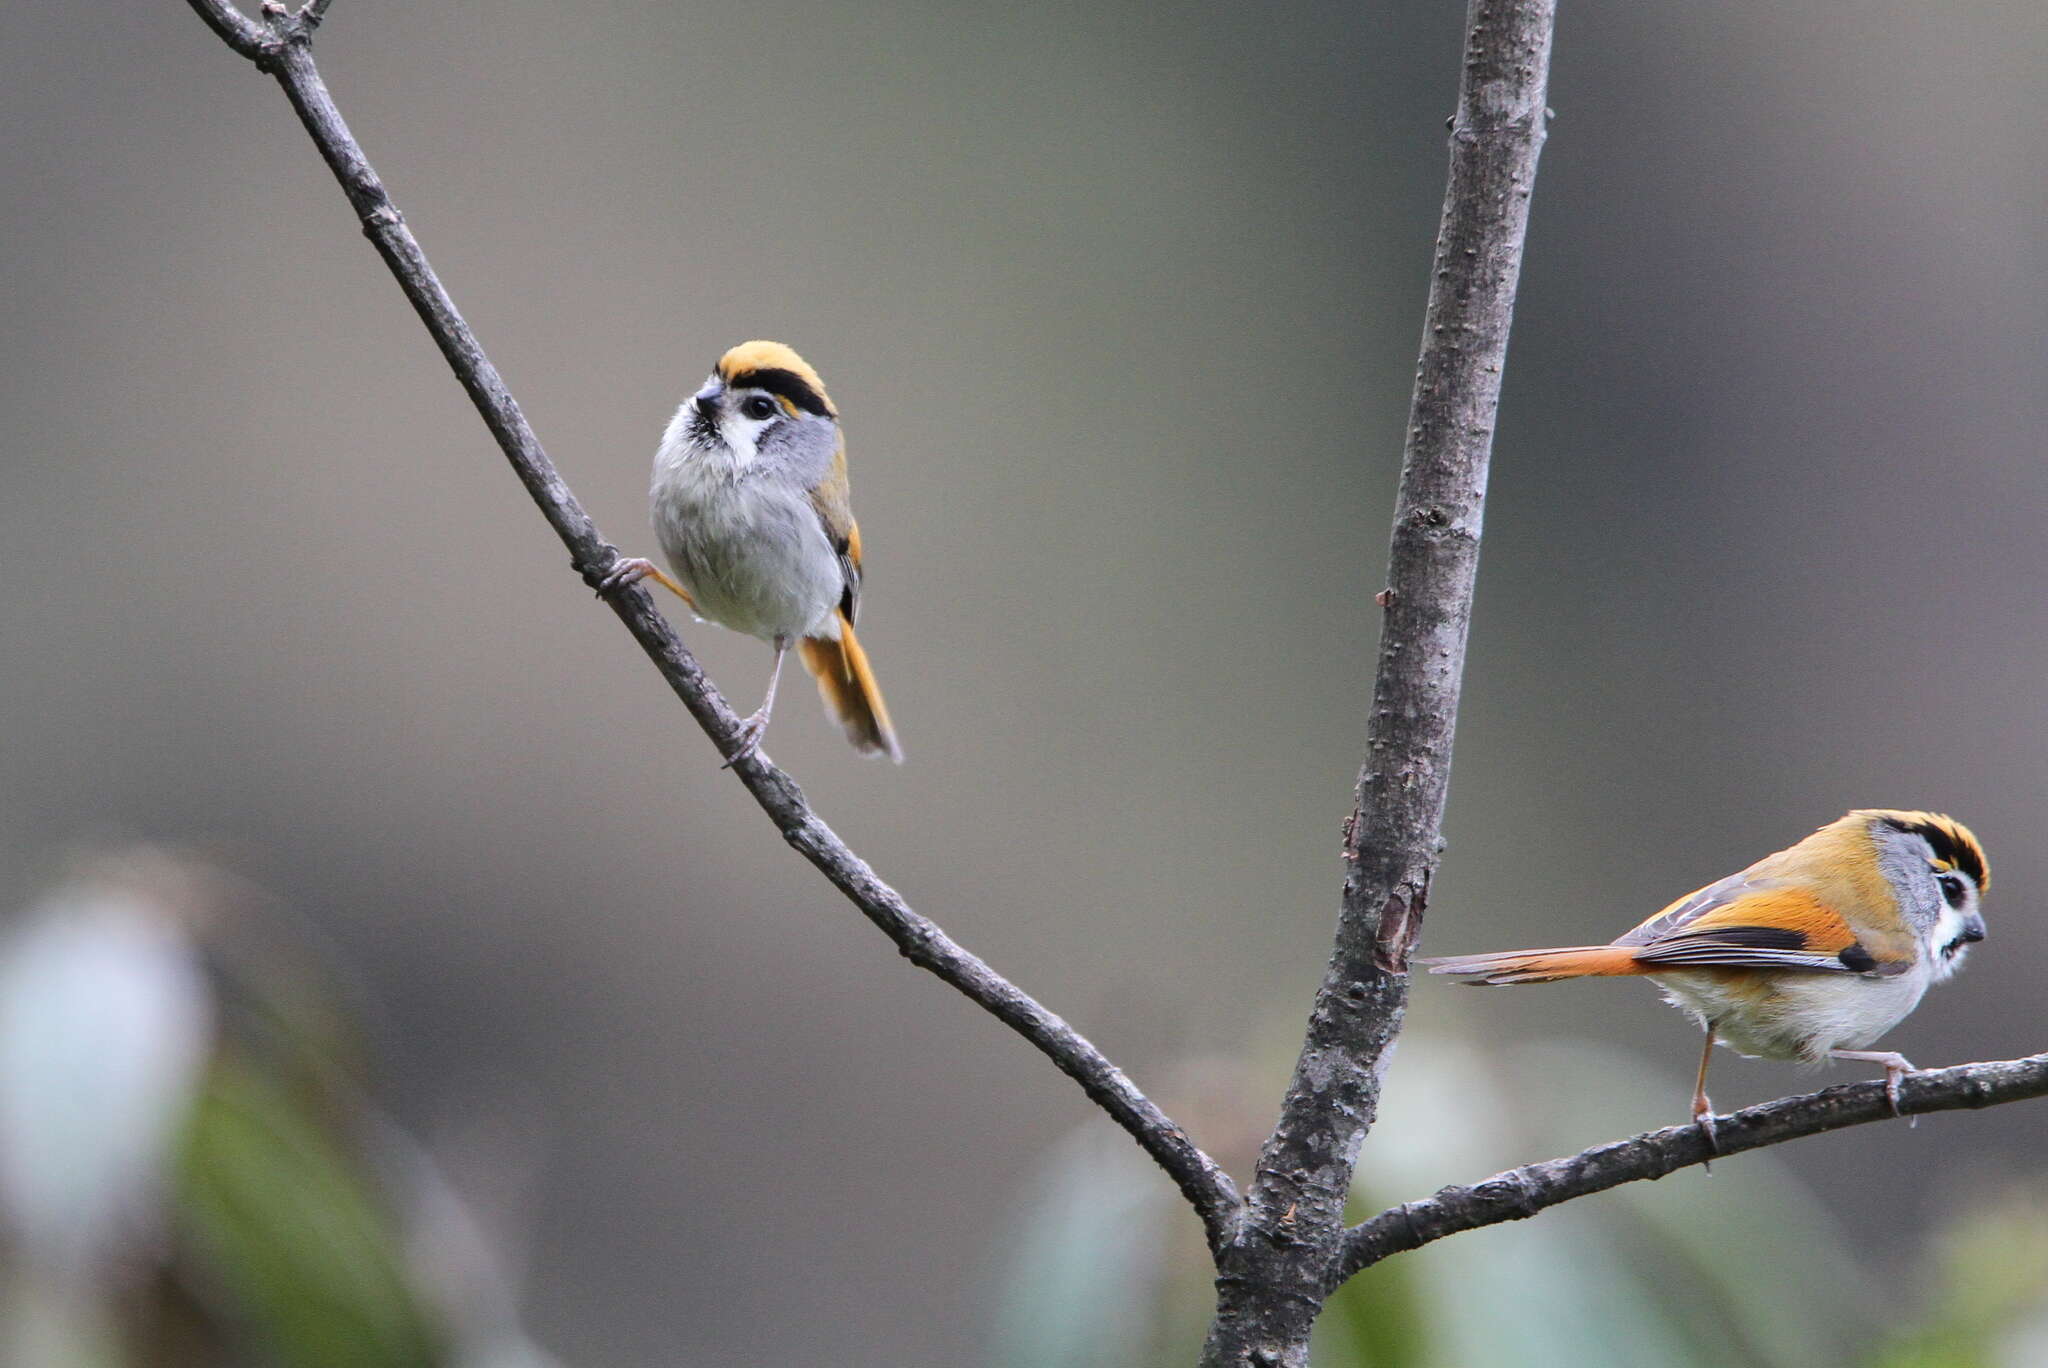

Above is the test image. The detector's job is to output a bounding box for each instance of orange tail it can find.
[1419,945,1649,985]
[798,617,903,763]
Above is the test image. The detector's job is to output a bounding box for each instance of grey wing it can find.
[1627,929,1879,974]
[834,536,860,624]
[1613,876,1906,976]
[805,438,861,626]
[1611,870,1762,948]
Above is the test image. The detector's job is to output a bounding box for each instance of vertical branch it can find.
[1200,2,1555,1363]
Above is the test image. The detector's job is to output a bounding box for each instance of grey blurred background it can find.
[3,0,2045,1363]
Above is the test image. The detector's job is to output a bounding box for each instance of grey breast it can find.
[660,478,842,641]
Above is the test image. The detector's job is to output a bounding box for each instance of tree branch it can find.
[1331,1053,2048,1289]
[185,0,266,57]
[1200,3,1555,1362]
[180,1,1241,1250]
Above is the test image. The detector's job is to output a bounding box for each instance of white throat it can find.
[657,401,756,483]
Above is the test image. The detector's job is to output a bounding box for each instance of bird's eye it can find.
[1937,873,1969,909]
[740,395,777,421]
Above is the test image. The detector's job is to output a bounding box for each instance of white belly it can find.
[652,468,843,643]
[1649,967,1931,1063]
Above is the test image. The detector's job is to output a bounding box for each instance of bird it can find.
[600,341,902,765]
[1421,810,1988,1146]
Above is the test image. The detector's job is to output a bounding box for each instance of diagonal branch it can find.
[179,0,1242,1250]
[1201,3,1555,1363]
[1330,1053,2048,1289]
[187,0,265,55]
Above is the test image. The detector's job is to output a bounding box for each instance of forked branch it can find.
[179,6,2048,1358]
[1200,3,1555,1362]
[179,0,1241,1250]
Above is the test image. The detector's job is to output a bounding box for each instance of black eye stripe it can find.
[723,366,835,417]
[1879,814,1988,892]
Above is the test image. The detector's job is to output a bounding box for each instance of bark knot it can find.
[1370,871,1431,973]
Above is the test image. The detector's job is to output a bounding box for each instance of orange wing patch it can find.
[1673,888,1858,954]
[1628,887,1905,975]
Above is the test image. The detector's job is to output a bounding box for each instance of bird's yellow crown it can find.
[716,340,836,418]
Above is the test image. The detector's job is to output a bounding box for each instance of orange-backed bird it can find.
[602,342,901,765]
[1423,810,1988,1145]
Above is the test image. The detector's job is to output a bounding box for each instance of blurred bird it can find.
[602,341,902,765]
[1422,810,1989,1146]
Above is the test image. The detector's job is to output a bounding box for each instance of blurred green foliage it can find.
[178,1061,445,1368]
[0,853,558,1368]
[1871,1189,2048,1368]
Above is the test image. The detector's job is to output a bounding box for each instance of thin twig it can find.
[179,0,1242,1250]
[1199,3,1555,1362]
[1330,1053,2048,1288]
[185,0,265,57]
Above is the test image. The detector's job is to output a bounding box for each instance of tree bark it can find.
[1333,1052,2048,1284]
[1198,3,1555,1362]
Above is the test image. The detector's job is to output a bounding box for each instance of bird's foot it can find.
[1691,1094,1720,1171]
[1884,1059,1915,1126]
[595,557,658,598]
[720,712,769,769]
[1830,1050,1917,1126]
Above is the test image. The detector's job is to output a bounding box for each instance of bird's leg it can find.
[1828,1049,1917,1125]
[723,636,788,768]
[596,556,695,609]
[1692,1027,1720,1166]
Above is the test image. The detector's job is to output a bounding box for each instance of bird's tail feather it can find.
[1419,945,1646,985]
[799,618,903,762]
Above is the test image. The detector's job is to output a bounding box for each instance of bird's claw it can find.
[595,557,657,598]
[1692,1097,1719,1171]
[721,713,768,769]
[1830,1050,1918,1127]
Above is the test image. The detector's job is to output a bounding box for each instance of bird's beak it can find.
[694,380,723,422]
[1961,913,1987,944]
